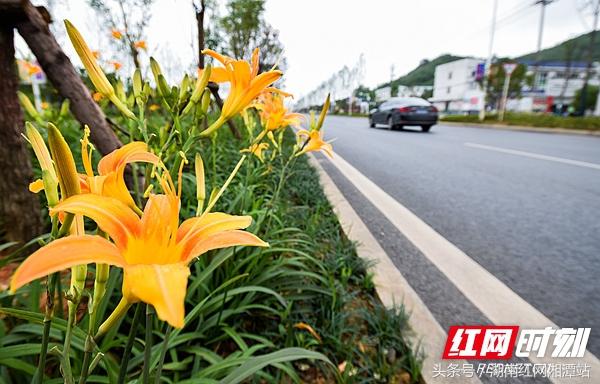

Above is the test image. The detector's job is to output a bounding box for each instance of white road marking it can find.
[465,142,600,170]
[324,152,600,384]
[308,155,482,384]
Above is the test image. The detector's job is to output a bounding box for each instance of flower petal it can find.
[97,142,159,176]
[139,194,180,247]
[177,213,252,243]
[101,170,137,209]
[182,230,268,263]
[199,67,230,83]
[52,194,140,250]
[122,263,190,328]
[11,235,124,292]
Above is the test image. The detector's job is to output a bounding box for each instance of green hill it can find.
[377,54,465,89]
[376,32,595,92]
[517,31,599,63]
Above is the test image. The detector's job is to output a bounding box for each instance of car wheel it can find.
[422,125,432,132]
[387,116,395,130]
[369,118,375,128]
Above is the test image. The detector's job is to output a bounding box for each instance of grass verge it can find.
[441,112,600,131]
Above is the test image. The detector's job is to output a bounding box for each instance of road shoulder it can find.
[308,154,482,384]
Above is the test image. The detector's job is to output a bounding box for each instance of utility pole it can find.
[580,0,600,115]
[532,0,554,96]
[479,0,498,121]
[390,64,395,97]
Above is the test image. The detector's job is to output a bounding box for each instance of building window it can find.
[448,72,453,80]
[447,86,451,94]
[535,72,548,90]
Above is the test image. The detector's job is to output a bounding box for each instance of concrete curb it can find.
[307,154,482,384]
[439,121,600,136]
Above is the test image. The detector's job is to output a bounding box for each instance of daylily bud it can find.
[157,74,171,99]
[18,92,41,121]
[65,20,114,97]
[182,65,211,116]
[59,99,71,119]
[191,64,211,104]
[178,74,190,104]
[65,21,135,120]
[316,93,330,131]
[200,89,211,115]
[25,123,55,179]
[133,69,143,99]
[195,153,205,215]
[47,122,81,199]
[150,57,163,85]
[41,169,60,207]
[115,80,126,103]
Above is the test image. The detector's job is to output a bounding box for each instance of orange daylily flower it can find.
[240,142,269,162]
[92,92,104,101]
[24,61,42,76]
[84,139,159,209]
[30,129,159,211]
[252,92,303,131]
[40,102,49,110]
[91,50,101,60]
[296,129,333,158]
[11,174,268,328]
[296,94,333,157]
[200,48,283,136]
[111,61,122,71]
[111,29,123,39]
[134,40,147,50]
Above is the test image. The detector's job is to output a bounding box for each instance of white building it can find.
[431,58,484,113]
[520,61,598,112]
[431,57,599,114]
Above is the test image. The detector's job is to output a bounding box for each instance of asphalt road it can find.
[318,115,600,357]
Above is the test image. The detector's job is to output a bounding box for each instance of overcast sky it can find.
[20,0,592,99]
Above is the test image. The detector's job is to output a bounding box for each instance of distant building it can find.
[431,57,599,114]
[431,58,484,113]
[519,60,598,112]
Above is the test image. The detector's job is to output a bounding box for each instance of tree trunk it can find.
[196,0,205,69]
[0,23,43,244]
[15,1,122,156]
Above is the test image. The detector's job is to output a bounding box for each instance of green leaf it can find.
[220,348,332,384]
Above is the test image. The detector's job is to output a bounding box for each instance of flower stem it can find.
[34,214,61,384]
[142,304,154,384]
[117,303,143,384]
[33,272,58,384]
[62,302,77,384]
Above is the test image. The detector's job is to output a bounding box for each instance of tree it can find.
[484,60,527,110]
[220,0,264,59]
[354,85,375,103]
[572,85,599,113]
[88,0,154,69]
[218,0,286,71]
